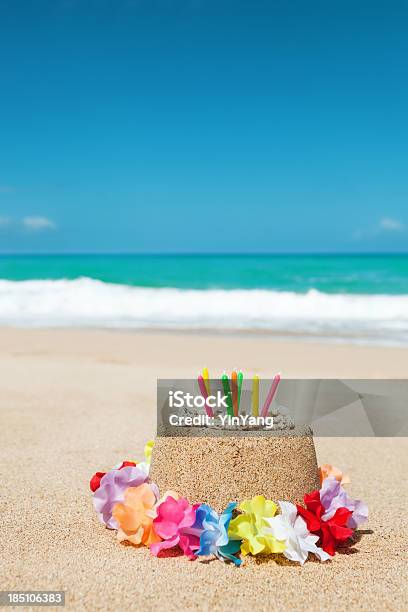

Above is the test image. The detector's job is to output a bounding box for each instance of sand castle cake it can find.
[90,369,368,566]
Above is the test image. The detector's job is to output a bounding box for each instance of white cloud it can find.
[353,217,405,241]
[379,217,404,232]
[22,216,56,231]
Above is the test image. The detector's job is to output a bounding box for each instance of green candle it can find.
[237,370,243,412]
[221,373,234,417]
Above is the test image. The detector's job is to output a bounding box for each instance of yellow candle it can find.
[202,367,211,395]
[252,375,259,416]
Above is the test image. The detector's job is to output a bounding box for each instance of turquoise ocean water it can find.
[0,254,407,344]
[1,254,407,293]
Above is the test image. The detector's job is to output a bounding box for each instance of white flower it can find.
[264,501,331,565]
[136,461,150,477]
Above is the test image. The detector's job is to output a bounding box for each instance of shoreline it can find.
[1,275,408,347]
[1,324,408,349]
[1,327,408,378]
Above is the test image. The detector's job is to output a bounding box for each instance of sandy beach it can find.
[1,328,407,611]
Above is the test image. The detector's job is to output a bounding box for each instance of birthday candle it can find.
[260,373,281,417]
[197,375,214,418]
[252,375,259,417]
[221,373,234,417]
[237,370,243,411]
[202,367,211,395]
[231,370,238,417]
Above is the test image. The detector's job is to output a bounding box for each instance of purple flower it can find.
[93,466,150,529]
[320,477,368,529]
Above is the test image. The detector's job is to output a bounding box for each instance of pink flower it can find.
[150,494,203,559]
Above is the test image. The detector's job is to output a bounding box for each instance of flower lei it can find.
[90,443,368,566]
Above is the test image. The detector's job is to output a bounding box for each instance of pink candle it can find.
[260,373,281,417]
[197,374,214,417]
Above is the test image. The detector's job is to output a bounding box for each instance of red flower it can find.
[118,461,136,469]
[90,471,106,492]
[89,461,137,492]
[296,490,353,556]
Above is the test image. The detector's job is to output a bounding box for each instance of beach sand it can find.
[1,328,407,611]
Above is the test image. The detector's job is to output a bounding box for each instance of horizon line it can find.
[0,251,408,257]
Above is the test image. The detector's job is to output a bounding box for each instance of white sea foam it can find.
[1,277,408,344]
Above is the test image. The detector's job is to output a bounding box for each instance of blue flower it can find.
[195,502,242,565]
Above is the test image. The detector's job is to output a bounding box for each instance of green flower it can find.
[228,495,286,556]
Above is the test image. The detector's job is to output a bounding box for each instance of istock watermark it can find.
[169,413,275,429]
[157,378,408,437]
[169,389,229,410]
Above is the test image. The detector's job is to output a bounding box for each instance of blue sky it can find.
[0,0,407,253]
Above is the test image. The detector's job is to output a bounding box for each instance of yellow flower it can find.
[228,495,286,556]
[144,440,154,464]
[113,483,161,547]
